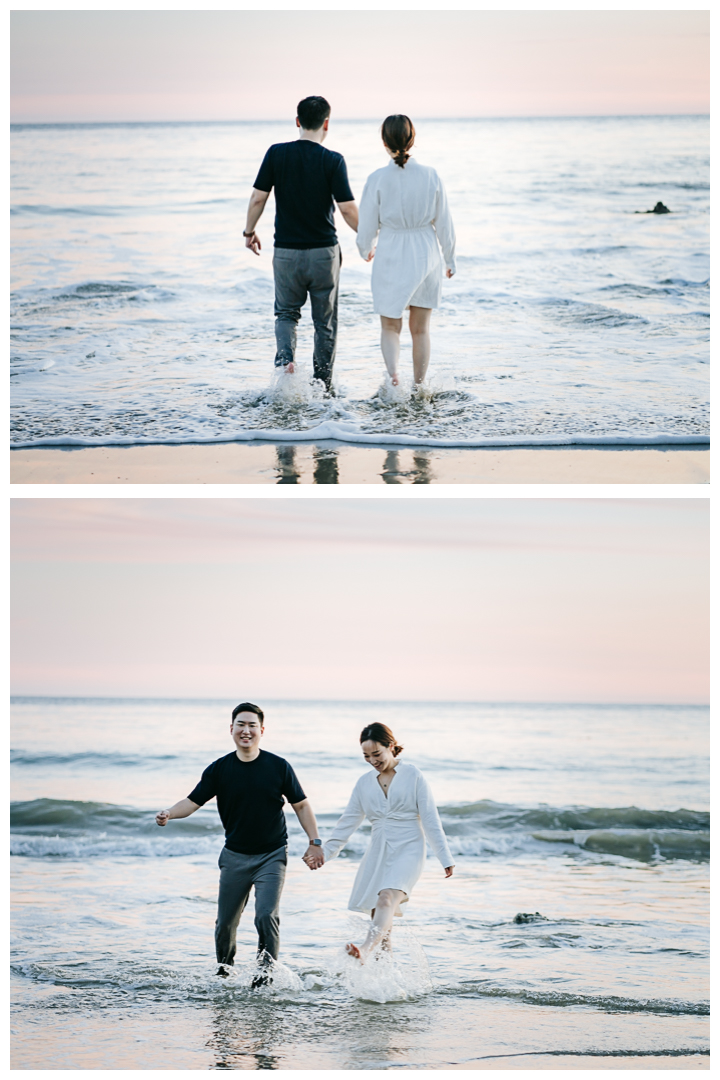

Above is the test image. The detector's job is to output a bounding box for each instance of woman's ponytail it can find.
[381,115,415,169]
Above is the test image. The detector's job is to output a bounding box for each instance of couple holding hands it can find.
[244,95,456,391]
[156,703,454,982]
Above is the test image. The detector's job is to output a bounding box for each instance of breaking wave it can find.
[11,798,708,863]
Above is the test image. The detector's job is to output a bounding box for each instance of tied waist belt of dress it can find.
[380,224,434,232]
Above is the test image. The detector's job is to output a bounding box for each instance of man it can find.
[155,702,323,984]
[243,95,359,390]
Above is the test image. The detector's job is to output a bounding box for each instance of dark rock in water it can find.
[636,201,671,214]
[514,911,548,924]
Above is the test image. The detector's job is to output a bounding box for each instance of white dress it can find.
[323,759,454,915]
[356,159,457,319]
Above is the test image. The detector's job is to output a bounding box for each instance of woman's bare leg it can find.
[408,306,432,385]
[346,889,405,963]
[380,316,403,385]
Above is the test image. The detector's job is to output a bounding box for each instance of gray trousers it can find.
[273,244,341,388]
[215,844,287,966]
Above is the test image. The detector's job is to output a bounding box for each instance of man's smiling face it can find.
[230,713,264,757]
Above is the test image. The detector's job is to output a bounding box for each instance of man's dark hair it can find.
[297,96,331,131]
[231,701,264,725]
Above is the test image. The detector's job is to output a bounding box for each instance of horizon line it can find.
[9,694,709,708]
[10,113,710,130]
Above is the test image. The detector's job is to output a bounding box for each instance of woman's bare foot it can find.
[345,942,363,963]
[390,374,399,386]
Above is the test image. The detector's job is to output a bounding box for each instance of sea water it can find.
[11,697,709,1069]
[10,116,708,449]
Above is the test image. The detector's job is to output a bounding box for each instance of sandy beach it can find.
[10,442,709,485]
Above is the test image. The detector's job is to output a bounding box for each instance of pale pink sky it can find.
[11,10,709,123]
[11,499,708,704]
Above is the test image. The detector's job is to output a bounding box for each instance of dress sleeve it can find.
[432,174,456,274]
[356,176,380,261]
[323,780,366,861]
[416,769,454,868]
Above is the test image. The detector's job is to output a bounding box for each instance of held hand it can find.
[303,846,325,870]
[366,250,375,263]
[444,865,454,878]
[156,810,170,827]
[246,233,262,256]
[446,268,454,278]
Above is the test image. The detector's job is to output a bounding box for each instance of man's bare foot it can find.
[285,362,295,374]
[345,942,363,963]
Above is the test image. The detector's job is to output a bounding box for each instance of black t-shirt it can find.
[188,749,306,855]
[253,140,354,249]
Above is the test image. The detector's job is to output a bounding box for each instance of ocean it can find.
[10,115,709,451]
[10,696,709,1069]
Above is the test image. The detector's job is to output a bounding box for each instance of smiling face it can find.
[361,739,397,774]
[230,712,264,759]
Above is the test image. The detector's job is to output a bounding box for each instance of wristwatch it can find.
[310,838,322,846]
[243,230,256,237]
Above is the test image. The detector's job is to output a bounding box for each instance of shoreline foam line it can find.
[9,421,710,451]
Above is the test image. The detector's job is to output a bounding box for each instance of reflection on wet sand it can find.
[312,447,339,484]
[381,450,435,485]
[206,996,417,1070]
[274,445,341,484]
[10,442,709,485]
[208,1002,283,1070]
[274,444,437,484]
[275,445,300,484]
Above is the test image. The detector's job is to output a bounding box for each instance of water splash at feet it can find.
[268,362,327,407]
[334,918,433,1003]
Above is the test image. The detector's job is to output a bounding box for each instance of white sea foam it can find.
[9,426,709,450]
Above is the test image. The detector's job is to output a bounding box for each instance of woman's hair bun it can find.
[381,115,415,169]
[360,722,403,755]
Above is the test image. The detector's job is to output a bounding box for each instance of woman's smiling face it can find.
[361,739,396,773]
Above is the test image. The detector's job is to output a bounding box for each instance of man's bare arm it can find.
[337,200,359,233]
[291,798,325,869]
[156,798,200,826]
[244,188,271,255]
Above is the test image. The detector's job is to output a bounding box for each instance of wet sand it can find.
[10,442,709,485]
[444,1054,709,1069]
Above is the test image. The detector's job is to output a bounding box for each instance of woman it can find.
[356,115,456,387]
[311,722,454,963]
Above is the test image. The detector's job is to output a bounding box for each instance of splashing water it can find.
[332,917,434,1003]
[215,958,305,996]
[268,363,326,407]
